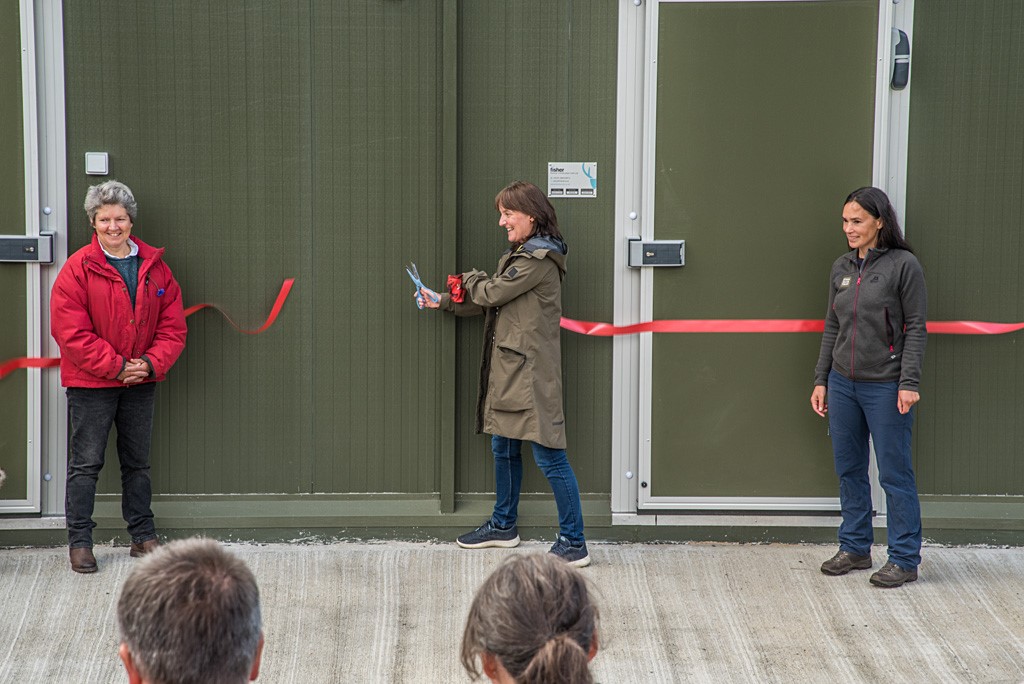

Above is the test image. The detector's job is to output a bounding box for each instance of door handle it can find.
[891,28,910,90]
[627,239,685,268]
[0,233,54,263]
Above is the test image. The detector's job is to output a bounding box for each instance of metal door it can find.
[638,0,883,510]
[1,0,39,513]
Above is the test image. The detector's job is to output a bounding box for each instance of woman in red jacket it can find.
[50,180,187,573]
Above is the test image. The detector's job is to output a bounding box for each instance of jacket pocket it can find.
[884,307,895,352]
[489,345,532,411]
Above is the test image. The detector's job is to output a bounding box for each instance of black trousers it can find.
[65,383,158,548]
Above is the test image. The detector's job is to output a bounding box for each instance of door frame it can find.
[611,0,915,519]
[2,0,69,516]
[2,0,43,514]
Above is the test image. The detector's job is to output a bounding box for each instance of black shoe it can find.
[549,536,591,568]
[456,520,520,549]
[870,561,918,587]
[820,550,872,575]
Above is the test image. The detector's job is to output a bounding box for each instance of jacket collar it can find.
[842,246,889,265]
[503,237,568,277]
[83,233,165,277]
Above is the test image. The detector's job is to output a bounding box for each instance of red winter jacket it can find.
[50,234,187,388]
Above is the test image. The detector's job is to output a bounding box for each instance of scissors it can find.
[405,262,440,309]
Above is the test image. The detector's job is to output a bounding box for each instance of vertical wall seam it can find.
[440,0,458,514]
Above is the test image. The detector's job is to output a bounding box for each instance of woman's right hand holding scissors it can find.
[417,286,441,309]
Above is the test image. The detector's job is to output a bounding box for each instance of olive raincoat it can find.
[439,235,568,449]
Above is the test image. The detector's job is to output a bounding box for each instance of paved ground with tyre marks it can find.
[1,541,1022,683]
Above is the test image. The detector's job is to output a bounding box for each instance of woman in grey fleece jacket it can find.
[811,187,927,589]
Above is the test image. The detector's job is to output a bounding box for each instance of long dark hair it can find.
[495,180,564,241]
[844,186,913,253]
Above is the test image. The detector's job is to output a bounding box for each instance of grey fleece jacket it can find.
[813,247,927,390]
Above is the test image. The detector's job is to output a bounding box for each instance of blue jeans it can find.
[490,435,585,545]
[65,383,159,548]
[827,370,921,569]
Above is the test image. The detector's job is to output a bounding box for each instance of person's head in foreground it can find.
[117,538,264,684]
[462,553,599,683]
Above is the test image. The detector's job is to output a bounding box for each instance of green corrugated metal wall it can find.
[0,0,28,501]
[455,2,616,494]
[4,0,1023,536]
[909,1,1024,496]
[62,0,616,499]
[64,1,447,496]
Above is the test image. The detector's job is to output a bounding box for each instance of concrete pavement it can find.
[1,541,1023,683]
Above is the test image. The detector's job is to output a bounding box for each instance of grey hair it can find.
[84,180,138,222]
[462,553,598,683]
[117,538,262,684]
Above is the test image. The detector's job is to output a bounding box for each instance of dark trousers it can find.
[65,383,158,548]
[827,370,922,570]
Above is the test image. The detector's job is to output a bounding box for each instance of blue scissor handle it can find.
[406,262,440,303]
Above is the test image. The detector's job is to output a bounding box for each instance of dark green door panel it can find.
[0,0,28,504]
[909,1,1024,495]
[650,337,836,498]
[648,1,878,501]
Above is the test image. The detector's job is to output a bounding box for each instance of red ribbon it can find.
[0,279,295,381]
[0,357,62,380]
[183,278,296,334]
[924,321,1024,335]
[560,318,825,336]
[446,274,465,303]
[560,317,1024,337]
[4,284,1021,380]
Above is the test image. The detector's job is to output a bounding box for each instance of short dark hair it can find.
[462,553,598,683]
[495,180,563,241]
[844,186,913,253]
[117,538,262,684]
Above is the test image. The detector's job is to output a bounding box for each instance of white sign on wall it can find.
[547,162,597,198]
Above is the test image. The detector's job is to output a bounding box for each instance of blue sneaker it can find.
[456,519,521,549]
[549,535,591,568]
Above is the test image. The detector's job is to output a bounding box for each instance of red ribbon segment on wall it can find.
[183,278,296,335]
[0,278,296,381]
[924,321,1024,335]
[560,318,826,336]
[560,318,1024,337]
[4,286,1023,381]
[0,357,62,380]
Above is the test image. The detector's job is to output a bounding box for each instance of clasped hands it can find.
[117,358,150,385]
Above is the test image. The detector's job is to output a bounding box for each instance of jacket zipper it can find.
[849,254,869,379]
[141,275,150,314]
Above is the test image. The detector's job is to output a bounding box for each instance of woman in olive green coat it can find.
[421,181,589,567]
